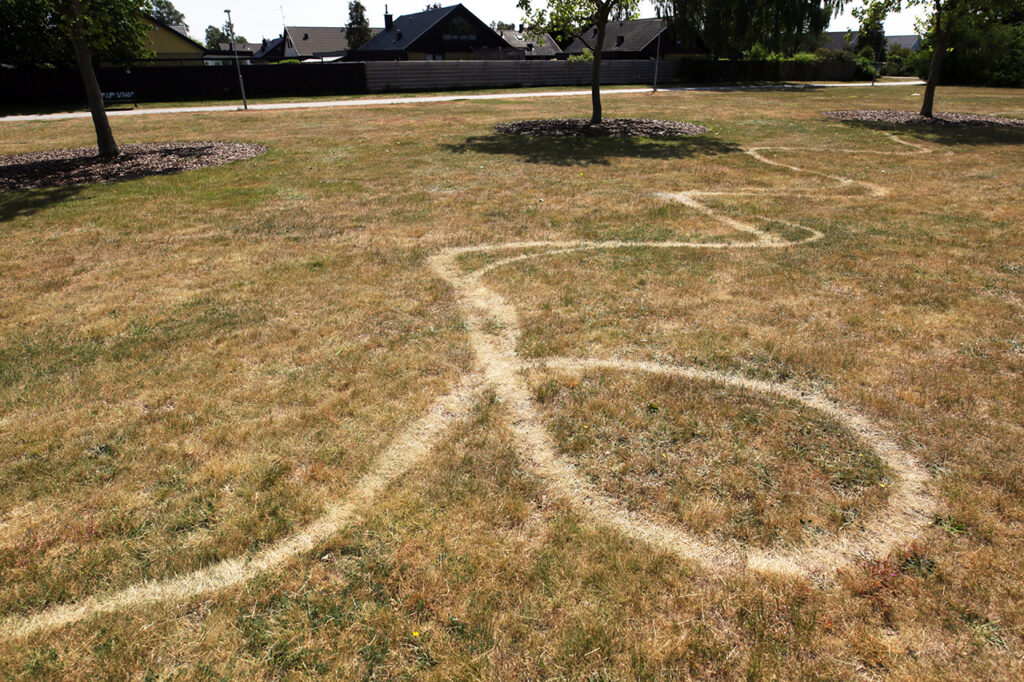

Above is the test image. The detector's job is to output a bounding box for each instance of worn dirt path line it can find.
[0,131,934,640]
[537,358,934,576]
[0,373,485,640]
[427,132,935,579]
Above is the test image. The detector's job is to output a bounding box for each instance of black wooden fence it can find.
[1,59,857,108]
[364,60,660,92]
[1,63,368,108]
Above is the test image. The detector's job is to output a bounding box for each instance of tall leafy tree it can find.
[852,0,888,60]
[204,25,227,49]
[346,1,372,51]
[935,1,1024,87]
[0,0,151,158]
[659,0,843,57]
[518,0,641,124]
[875,0,1011,117]
[204,21,245,50]
[149,0,185,30]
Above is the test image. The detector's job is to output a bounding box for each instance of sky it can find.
[168,1,926,45]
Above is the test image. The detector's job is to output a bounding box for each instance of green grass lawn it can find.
[0,83,1022,679]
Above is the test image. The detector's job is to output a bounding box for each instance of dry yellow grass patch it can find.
[0,84,1022,678]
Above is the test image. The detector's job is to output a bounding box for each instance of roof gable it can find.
[216,42,262,54]
[141,14,207,53]
[498,30,563,56]
[823,31,854,51]
[886,35,921,51]
[279,26,384,58]
[355,4,503,54]
[566,17,669,54]
[357,5,459,53]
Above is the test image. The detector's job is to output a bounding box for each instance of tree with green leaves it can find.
[149,0,185,30]
[934,1,1024,87]
[871,0,1011,117]
[346,1,372,51]
[0,0,151,158]
[852,0,888,61]
[204,25,226,49]
[204,21,246,50]
[659,0,843,58]
[518,0,641,124]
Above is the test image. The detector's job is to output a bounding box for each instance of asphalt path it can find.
[1,80,926,123]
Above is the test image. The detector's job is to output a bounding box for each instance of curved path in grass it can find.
[0,130,937,640]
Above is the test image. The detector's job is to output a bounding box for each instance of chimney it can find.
[385,5,393,31]
[518,23,523,32]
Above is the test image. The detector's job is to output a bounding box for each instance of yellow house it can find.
[140,14,207,66]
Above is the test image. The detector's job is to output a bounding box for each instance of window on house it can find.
[442,16,476,41]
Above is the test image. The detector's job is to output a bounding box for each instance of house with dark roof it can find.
[497,28,564,59]
[140,14,207,65]
[564,17,704,60]
[202,41,263,65]
[252,37,286,62]
[822,31,922,53]
[252,26,383,62]
[352,4,509,61]
[822,31,855,51]
[885,35,922,52]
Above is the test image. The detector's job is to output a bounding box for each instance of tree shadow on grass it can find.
[0,185,83,223]
[441,133,743,166]
[834,119,1024,147]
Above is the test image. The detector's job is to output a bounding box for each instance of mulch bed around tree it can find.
[825,109,1024,128]
[0,142,267,192]
[495,118,709,138]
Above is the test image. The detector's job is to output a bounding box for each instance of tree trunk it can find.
[590,18,608,124]
[920,1,948,118]
[70,28,119,158]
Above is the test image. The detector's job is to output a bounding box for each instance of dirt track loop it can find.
[0,129,938,640]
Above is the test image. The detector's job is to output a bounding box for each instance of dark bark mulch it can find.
[825,109,1024,128]
[0,142,267,192]
[495,118,709,138]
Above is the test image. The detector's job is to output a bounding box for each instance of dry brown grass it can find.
[0,83,1022,678]
[528,367,891,547]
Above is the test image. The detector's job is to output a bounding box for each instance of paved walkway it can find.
[2,81,925,123]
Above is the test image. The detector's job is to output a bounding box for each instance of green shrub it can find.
[567,48,593,64]
[743,43,784,61]
[791,52,820,64]
[882,45,918,76]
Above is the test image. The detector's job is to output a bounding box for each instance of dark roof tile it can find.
[565,17,669,54]
[356,4,461,53]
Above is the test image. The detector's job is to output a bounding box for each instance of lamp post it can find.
[224,8,248,110]
[653,31,662,92]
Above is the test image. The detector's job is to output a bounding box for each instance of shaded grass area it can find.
[0,84,1022,677]
[442,130,739,166]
